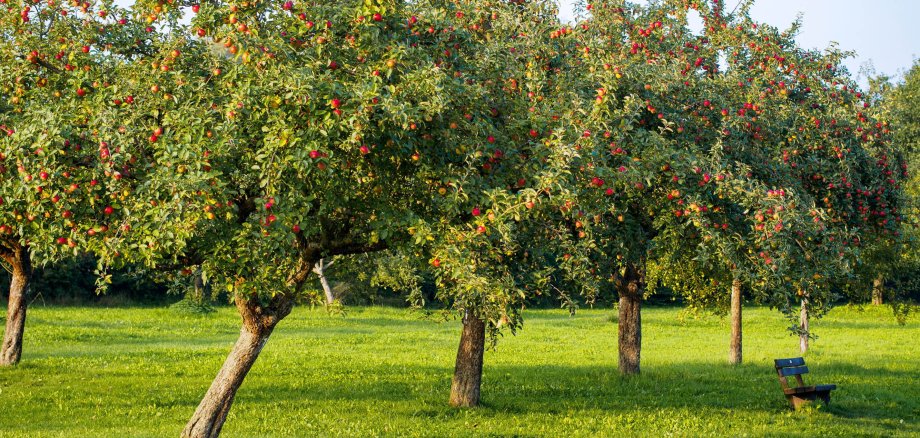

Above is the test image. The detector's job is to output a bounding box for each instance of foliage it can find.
[523,0,909,341]
[0,0,214,278]
[0,254,170,304]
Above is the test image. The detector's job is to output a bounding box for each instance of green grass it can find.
[0,305,918,437]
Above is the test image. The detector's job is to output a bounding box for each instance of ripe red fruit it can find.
[191,4,200,13]
[309,150,321,159]
[373,13,382,21]
[360,145,370,155]
[472,207,481,216]
[431,258,441,267]
[82,45,90,53]
[283,1,293,10]
[104,206,114,215]
[76,88,86,97]
[330,98,341,109]
[292,224,301,233]
[197,28,206,37]
[57,237,68,245]
[40,171,49,180]
[476,225,486,234]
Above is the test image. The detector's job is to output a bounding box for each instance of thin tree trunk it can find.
[449,310,486,407]
[799,296,809,354]
[1,245,31,366]
[190,269,211,306]
[871,274,884,306]
[729,276,743,365]
[312,259,335,305]
[182,294,293,438]
[616,263,643,375]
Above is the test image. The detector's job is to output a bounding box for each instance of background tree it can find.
[562,0,904,370]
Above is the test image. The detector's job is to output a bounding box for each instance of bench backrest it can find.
[775,357,808,389]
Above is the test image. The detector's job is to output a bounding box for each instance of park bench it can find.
[774,357,837,409]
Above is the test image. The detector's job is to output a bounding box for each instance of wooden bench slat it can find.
[783,384,837,395]
[774,357,806,367]
[778,365,809,377]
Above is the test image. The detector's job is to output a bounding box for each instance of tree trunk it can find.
[449,310,486,408]
[871,274,884,306]
[312,259,335,305]
[1,245,32,366]
[799,296,809,355]
[190,269,211,306]
[616,264,643,375]
[729,276,743,365]
[182,294,293,438]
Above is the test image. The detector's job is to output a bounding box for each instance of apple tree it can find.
[153,0,579,434]
[556,0,904,371]
[0,0,212,365]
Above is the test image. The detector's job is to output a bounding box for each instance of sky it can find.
[558,0,920,84]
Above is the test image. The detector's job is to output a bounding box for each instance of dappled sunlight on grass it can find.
[0,305,917,436]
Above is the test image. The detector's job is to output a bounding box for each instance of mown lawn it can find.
[0,304,917,437]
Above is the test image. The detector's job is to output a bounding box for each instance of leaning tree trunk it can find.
[616,264,643,375]
[182,293,293,438]
[729,276,743,365]
[799,296,809,354]
[312,259,335,305]
[1,245,32,366]
[449,310,486,407]
[871,274,884,306]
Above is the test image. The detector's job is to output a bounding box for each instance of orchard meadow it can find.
[1,0,918,437]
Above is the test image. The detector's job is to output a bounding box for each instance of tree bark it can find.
[190,269,211,306]
[1,245,32,366]
[616,263,643,375]
[449,310,486,408]
[182,293,293,438]
[729,276,743,365]
[871,274,884,306]
[312,259,335,305]
[799,296,809,355]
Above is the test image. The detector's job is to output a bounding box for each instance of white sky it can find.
[558,0,920,83]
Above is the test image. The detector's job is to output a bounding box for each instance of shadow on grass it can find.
[230,360,919,423]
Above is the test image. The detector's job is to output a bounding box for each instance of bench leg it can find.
[788,395,809,410]
[788,393,831,410]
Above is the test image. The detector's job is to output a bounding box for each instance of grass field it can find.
[0,304,918,437]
